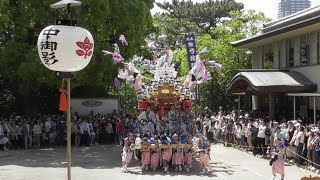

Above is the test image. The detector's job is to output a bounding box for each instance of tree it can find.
[156,0,243,38]
[0,0,154,114]
[171,10,271,112]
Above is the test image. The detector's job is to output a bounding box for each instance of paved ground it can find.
[0,143,318,180]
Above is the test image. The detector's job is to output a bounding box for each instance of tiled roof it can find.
[263,5,320,33]
[226,70,317,94]
[231,5,320,47]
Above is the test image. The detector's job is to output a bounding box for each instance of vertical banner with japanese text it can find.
[185,32,197,70]
[185,32,200,105]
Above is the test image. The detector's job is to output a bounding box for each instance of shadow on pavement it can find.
[0,145,122,169]
[0,144,236,177]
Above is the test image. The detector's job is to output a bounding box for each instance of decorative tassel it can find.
[59,80,67,112]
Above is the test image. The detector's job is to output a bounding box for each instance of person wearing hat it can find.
[171,133,183,171]
[270,137,286,180]
[194,131,213,175]
[310,128,320,172]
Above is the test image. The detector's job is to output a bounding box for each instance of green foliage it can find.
[0,0,154,114]
[169,10,270,112]
[156,0,243,38]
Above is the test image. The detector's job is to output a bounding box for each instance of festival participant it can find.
[184,135,193,172]
[270,138,286,180]
[156,104,167,122]
[184,107,195,135]
[160,134,172,173]
[121,132,135,173]
[138,106,156,136]
[194,132,213,175]
[146,106,157,125]
[171,134,183,171]
[168,105,179,136]
[140,136,151,171]
[168,105,178,122]
[150,135,161,171]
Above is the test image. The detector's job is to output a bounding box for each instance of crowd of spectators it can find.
[0,110,136,150]
[2,107,320,175]
[198,107,320,174]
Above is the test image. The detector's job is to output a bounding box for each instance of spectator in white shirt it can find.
[33,120,42,147]
[44,118,51,133]
[80,119,89,146]
[246,119,253,150]
[236,124,244,148]
[293,126,305,165]
[257,119,267,156]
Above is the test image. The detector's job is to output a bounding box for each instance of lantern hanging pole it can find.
[66,4,72,180]
[43,2,88,180]
[66,78,71,180]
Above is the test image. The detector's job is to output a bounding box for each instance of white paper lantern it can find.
[164,78,169,84]
[185,89,191,96]
[37,25,94,72]
[179,87,186,94]
[148,86,154,93]
[169,79,174,86]
[154,83,158,90]
[159,79,164,86]
[175,84,180,91]
[137,94,143,101]
[190,93,195,100]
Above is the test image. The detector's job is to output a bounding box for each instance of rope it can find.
[215,138,320,167]
[215,139,262,149]
[286,148,320,167]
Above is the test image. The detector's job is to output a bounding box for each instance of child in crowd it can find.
[160,134,172,173]
[140,136,151,171]
[171,134,183,171]
[150,135,161,171]
[184,135,194,172]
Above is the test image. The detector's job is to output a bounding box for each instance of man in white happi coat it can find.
[138,106,156,136]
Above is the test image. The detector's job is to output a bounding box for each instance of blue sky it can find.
[153,0,320,20]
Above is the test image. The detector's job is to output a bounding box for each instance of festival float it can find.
[103,34,221,134]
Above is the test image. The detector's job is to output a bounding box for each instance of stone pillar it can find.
[308,32,317,65]
[279,40,287,69]
[252,95,259,111]
[273,42,279,69]
[294,37,300,66]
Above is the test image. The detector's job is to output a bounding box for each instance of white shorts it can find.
[122,150,133,163]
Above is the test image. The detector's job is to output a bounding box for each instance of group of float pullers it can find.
[121,105,213,174]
